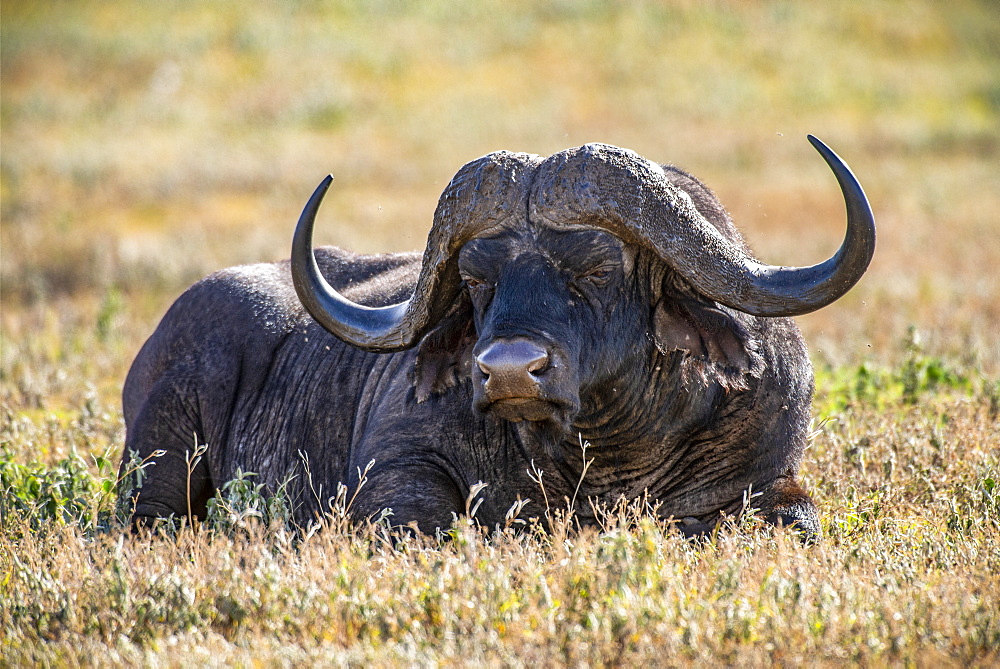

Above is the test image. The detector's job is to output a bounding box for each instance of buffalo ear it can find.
[652,297,764,389]
[413,294,477,402]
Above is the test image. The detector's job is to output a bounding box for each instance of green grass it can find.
[2,0,999,665]
[813,327,994,416]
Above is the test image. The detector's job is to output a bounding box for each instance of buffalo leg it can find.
[118,379,213,529]
[348,461,465,535]
[673,477,819,542]
[755,476,820,541]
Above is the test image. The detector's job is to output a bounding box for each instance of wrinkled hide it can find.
[120,139,875,541]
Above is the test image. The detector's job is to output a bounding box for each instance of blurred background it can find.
[2,0,998,417]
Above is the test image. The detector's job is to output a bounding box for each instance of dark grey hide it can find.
[120,138,875,541]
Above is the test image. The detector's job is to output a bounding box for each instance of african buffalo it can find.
[119,136,874,540]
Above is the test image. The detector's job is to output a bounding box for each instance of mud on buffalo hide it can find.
[119,136,874,543]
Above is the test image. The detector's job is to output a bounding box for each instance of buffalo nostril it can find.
[525,353,548,375]
[475,340,550,381]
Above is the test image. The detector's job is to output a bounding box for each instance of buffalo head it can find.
[291,137,875,433]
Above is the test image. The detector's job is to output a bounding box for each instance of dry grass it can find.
[2,392,998,665]
[2,0,999,665]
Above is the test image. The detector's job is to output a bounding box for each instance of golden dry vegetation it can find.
[2,1,998,665]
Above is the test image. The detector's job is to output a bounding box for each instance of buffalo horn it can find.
[531,135,876,317]
[291,175,416,351]
[292,152,542,352]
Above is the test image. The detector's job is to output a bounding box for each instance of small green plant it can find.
[114,446,166,527]
[204,468,294,534]
[814,327,974,416]
[0,446,117,534]
[95,287,124,343]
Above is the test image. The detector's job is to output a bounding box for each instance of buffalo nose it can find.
[476,340,549,385]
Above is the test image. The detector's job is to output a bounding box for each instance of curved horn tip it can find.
[807,133,829,154]
[310,174,334,199]
[297,175,335,232]
[806,134,843,164]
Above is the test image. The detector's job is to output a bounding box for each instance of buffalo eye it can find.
[578,265,615,285]
[463,276,494,298]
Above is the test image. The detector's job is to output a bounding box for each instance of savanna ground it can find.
[1,1,998,665]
